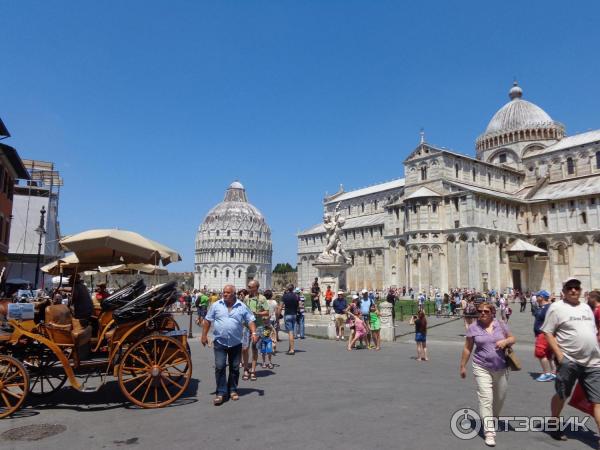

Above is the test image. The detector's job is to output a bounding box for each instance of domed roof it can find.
[484,82,554,135]
[200,181,270,233]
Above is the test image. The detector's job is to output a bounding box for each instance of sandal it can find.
[267,363,274,369]
[230,392,239,401]
[242,370,250,381]
[286,351,295,355]
[250,371,257,381]
[213,395,225,406]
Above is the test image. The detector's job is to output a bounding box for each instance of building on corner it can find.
[298,82,600,295]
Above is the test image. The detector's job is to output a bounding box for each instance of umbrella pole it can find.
[154,254,158,287]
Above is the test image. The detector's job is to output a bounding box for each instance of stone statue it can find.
[316,204,350,265]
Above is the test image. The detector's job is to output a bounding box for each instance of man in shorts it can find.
[542,277,600,442]
[332,290,348,341]
[359,289,373,348]
[242,280,269,381]
[195,290,209,325]
[533,290,555,382]
[277,284,299,355]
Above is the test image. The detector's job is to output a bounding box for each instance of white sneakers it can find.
[484,434,496,447]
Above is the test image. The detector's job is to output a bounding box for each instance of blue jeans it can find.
[295,314,305,338]
[213,342,242,396]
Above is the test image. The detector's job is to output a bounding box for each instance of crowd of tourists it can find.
[197,280,311,405]
[189,276,600,450]
[457,277,600,447]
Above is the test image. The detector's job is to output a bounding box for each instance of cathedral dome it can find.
[194,181,272,291]
[484,84,553,134]
[476,82,565,155]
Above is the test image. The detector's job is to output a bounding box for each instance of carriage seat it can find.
[45,304,92,347]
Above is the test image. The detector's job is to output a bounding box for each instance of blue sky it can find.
[2,1,600,271]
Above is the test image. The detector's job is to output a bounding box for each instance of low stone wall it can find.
[303,300,396,342]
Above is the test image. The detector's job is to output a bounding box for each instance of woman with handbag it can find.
[459,303,516,447]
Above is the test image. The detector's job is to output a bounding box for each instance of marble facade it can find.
[298,83,600,295]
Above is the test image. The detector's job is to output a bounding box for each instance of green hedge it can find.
[304,295,442,320]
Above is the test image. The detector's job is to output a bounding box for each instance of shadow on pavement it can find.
[543,429,598,449]
[255,369,275,378]
[237,387,265,397]
[22,377,200,413]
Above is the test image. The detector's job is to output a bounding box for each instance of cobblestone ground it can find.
[0,308,596,450]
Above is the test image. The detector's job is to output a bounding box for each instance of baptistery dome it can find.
[194,181,272,291]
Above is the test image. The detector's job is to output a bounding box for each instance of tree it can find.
[273,263,295,274]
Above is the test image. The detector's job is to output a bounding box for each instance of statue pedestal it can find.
[314,262,350,299]
[378,300,396,342]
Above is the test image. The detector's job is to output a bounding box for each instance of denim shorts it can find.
[415,332,427,342]
[284,314,296,333]
[241,327,250,349]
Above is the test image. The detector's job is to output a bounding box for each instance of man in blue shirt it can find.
[359,289,373,348]
[202,284,257,405]
[332,290,348,340]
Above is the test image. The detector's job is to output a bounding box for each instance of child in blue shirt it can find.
[260,325,274,369]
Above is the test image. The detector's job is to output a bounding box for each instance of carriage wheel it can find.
[24,348,67,397]
[118,335,191,408]
[0,355,29,419]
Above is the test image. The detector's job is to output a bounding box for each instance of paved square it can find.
[0,311,595,449]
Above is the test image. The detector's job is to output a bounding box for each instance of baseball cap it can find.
[337,290,344,295]
[294,287,301,293]
[563,277,581,288]
[536,290,550,299]
[352,294,359,300]
[361,288,368,294]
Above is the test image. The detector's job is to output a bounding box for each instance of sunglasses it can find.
[477,310,491,314]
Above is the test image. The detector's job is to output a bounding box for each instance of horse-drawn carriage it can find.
[0,229,191,419]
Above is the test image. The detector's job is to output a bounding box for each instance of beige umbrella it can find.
[98,263,168,276]
[41,254,99,275]
[59,229,181,266]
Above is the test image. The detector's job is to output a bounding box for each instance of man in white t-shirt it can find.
[541,277,600,442]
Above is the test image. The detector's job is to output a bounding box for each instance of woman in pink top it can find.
[347,313,367,351]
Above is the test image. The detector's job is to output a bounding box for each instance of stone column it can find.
[378,300,396,342]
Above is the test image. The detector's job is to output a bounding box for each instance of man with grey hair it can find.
[202,284,258,405]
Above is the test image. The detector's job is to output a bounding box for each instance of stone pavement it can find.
[0,310,596,450]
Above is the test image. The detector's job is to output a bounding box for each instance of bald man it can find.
[242,280,269,381]
[202,284,258,405]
